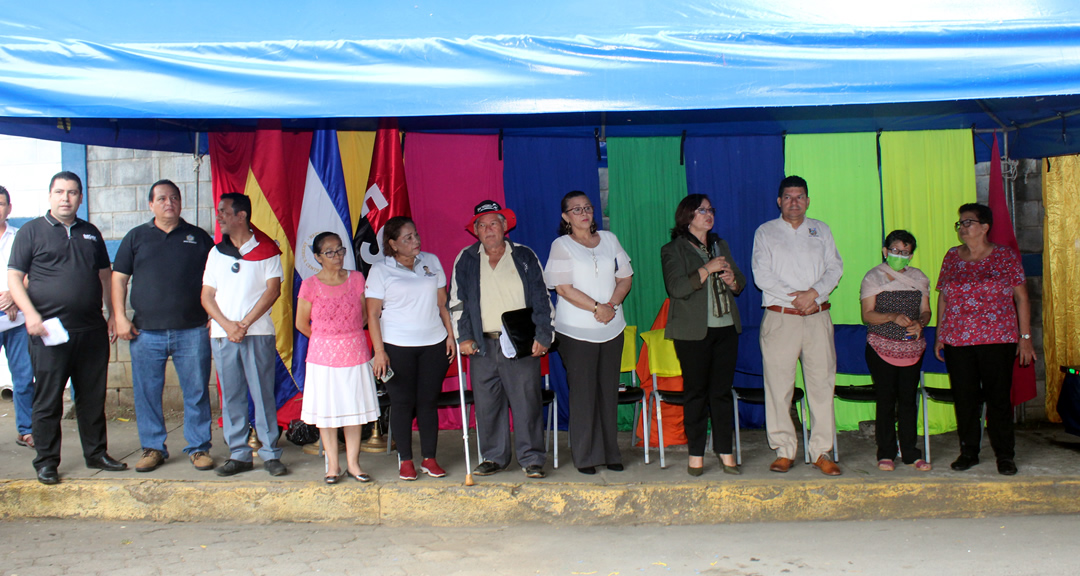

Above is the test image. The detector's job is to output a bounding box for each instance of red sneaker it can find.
[421,458,447,478]
[399,460,417,481]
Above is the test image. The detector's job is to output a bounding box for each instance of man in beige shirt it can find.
[450,200,554,479]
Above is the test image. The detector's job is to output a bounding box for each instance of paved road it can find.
[1,515,1075,575]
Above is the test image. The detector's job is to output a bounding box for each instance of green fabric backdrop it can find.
[607,137,688,430]
[881,129,976,435]
[785,133,883,431]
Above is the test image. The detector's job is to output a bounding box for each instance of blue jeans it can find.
[130,327,213,457]
[1,325,34,436]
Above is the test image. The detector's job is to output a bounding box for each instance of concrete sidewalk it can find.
[2,403,1079,525]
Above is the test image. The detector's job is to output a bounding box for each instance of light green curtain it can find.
[881,129,975,435]
[607,137,689,334]
[785,133,882,430]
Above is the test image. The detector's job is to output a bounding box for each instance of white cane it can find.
[456,347,475,486]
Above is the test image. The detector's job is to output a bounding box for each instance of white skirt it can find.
[300,362,381,428]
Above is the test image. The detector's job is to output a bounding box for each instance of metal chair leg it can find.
[799,397,811,464]
[833,420,840,463]
[733,393,742,466]
[921,375,931,464]
[653,379,666,469]
[642,397,650,464]
[553,395,559,469]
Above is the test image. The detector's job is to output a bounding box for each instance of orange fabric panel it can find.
[634,299,687,447]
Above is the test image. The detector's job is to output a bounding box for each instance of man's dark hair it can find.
[148,179,181,203]
[382,216,416,258]
[778,175,808,198]
[220,192,251,224]
[49,171,83,194]
[884,229,917,254]
[959,202,993,232]
[670,194,710,240]
[0,185,9,204]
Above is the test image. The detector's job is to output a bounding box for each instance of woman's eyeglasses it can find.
[954,219,981,230]
[887,249,913,257]
[320,247,347,258]
[564,206,594,216]
[696,207,716,216]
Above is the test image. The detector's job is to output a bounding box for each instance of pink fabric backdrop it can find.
[405,133,505,429]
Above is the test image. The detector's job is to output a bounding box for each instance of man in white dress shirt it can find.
[0,185,34,449]
[751,175,844,476]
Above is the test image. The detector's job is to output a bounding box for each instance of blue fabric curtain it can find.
[684,135,786,428]
[503,136,603,430]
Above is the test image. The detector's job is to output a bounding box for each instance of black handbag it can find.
[285,418,320,445]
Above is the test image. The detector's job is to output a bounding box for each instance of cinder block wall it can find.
[85,146,217,416]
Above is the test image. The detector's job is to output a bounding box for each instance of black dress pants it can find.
[384,342,449,461]
[943,343,1016,460]
[30,326,110,470]
[558,332,624,469]
[673,326,738,457]
[866,344,924,463]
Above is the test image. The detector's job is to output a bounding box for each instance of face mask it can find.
[886,254,910,272]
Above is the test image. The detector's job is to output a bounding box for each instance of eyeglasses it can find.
[695,207,716,216]
[954,219,981,230]
[320,247,347,258]
[564,206,594,216]
[887,249,913,257]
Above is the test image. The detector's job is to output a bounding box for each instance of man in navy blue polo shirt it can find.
[7,171,126,485]
[112,179,215,473]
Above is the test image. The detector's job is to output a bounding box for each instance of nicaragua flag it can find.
[296,130,356,280]
[353,118,411,275]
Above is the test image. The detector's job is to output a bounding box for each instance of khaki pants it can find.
[759,309,836,460]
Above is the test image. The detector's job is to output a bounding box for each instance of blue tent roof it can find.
[2,1,1080,158]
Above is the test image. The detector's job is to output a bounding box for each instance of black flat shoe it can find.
[352,472,372,483]
[997,459,1018,476]
[86,454,128,472]
[325,474,342,484]
[36,466,59,485]
[607,463,624,472]
[577,466,597,475]
[950,454,979,471]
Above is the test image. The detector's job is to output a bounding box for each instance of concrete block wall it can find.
[85,146,217,417]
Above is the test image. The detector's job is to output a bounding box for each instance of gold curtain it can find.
[1042,155,1080,422]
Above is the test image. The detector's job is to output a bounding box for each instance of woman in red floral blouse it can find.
[861,230,933,472]
[934,203,1035,476]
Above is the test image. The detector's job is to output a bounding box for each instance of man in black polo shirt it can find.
[7,171,126,485]
[112,179,215,473]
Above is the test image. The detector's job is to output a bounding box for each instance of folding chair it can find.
[731,386,811,466]
[831,383,876,463]
[919,371,983,464]
[616,325,649,464]
[540,355,559,469]
[640,329,693,469]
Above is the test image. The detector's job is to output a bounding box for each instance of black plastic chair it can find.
[731,386,811,466]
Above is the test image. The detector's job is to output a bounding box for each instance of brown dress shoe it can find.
[769,457,794,473]
[813,454,842,476]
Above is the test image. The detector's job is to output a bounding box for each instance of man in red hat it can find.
[449,200,553,479]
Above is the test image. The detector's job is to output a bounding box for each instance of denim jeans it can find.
[1,325,34,436]
[130,327,213,457]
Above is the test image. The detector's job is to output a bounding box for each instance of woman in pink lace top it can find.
[295,232,380,484]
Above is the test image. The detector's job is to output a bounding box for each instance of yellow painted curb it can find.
[2,477,1079,525]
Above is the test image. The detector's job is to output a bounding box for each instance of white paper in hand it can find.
[41,317,70,346]
[499,330,517,359]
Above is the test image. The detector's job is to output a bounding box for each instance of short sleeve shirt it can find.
[8,212,110,333]
[365,252,448,347]
[202,235,283,338]
[936,245,1025,346]
[112,219,214,330]
[545,231,633,343]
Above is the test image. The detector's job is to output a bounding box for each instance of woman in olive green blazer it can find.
[660,194,746,476]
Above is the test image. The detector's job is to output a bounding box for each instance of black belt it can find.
[483,331,502,340]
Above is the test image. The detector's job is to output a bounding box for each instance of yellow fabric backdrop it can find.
[1042,155,1080,422]
[336,131,377,233]
[880,129,976,434]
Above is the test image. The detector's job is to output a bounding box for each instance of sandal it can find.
[16,434,34,448]
[909,459,932,471]
[877,459,895,471]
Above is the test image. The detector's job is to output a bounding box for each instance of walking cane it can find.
[456,347,475,486]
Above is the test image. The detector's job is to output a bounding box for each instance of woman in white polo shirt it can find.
[367,217,457,481]
[545,191,633,475]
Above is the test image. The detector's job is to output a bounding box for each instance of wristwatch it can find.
[1020,334,1032,340]
[607,302,619,311]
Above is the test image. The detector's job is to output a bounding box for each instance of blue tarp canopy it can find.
[2,1,1080,158]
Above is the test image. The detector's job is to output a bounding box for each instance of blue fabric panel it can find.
[502,136,602,430]
[684,135,786,428]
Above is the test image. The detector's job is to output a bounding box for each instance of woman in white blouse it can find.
[545,191,633,475]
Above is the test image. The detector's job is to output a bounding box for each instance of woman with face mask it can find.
[859,230,933,472]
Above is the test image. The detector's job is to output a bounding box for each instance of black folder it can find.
[500,307,535,358]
